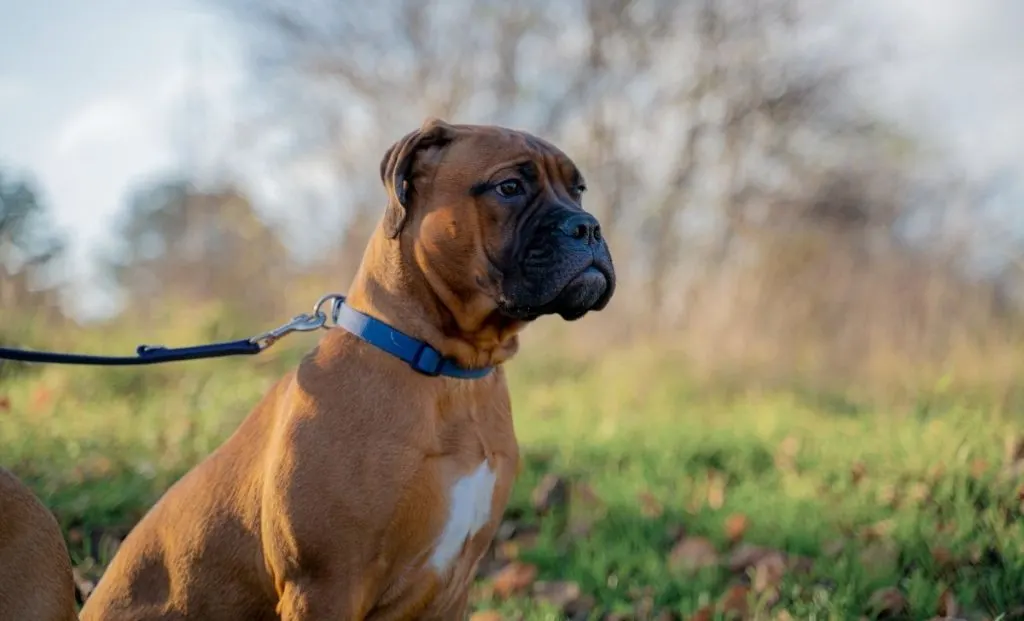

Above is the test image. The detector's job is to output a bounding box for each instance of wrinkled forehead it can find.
[443,125,583,186]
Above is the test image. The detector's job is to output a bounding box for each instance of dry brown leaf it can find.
[859,541,900,579]
[689,608,714,621]
[531,474,569,515]
[563,594,596,620]
[719,585,751,618]
[936,587,959,618]
[469,612,504,621]
[775,436,801,471]
[724,513,749,544]
[668,536,720,573]
[72,566,96,601]
[637,490,664,519]
[851,461,867,485]
[905,482,931,505]
[1006,434,1024,465]
[971,458,990,480]
[572,481,604,508]
[727,543,773,572]
[707,471,726,510]
[860,519,896,541]
[931,546,955,570]
[867,586,907,617]
[752,553,788,593]
[822,538,847,558]
[0,395,10,411]
[490,562,538,599]
[877,485,900,508]
[533,580,582,610]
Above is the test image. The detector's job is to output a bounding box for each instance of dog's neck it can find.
[344,227,525,370]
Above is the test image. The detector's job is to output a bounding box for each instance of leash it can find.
[0,294,492,379]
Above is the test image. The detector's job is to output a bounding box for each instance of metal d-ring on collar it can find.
[0,293,493,379]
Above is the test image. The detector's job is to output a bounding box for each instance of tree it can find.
[106,177,292,323]
[0,167,66,314]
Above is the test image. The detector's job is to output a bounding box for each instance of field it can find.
[2,320,1024,620]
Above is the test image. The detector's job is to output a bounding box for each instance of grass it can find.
[2,321,1024,620]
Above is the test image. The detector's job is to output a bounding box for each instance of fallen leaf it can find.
[637,490,663,519]
[563,594,596,620]
[668,536,720,573]
[971,458,990,480]
[31,387,51,409]
[858,541,900,579]
[931,546,955,570]
[877,485,900,508]
[72,566,95,601]
[689,607,714,621]
[707,471,726,510]
[469,612,503,621]
[822,538,847,558]
[719,585,751,617]
[1006,434,1024,465]
[0,395,10,411]
[867,587,907,617]
[775,436,801,471]
[727,543,774,572]
[905,482,931,505]
[860,519,896,541]
[724,513,749,544]
[851,461,867,485]
[491,562,538,599]
[533,580,582,610]
[531,474,569,514]
[936,587,959,618]
[752,552,788,593]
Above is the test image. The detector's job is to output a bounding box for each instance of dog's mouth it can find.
[498,258,615,322]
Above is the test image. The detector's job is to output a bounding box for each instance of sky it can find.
[1,0,1023,317]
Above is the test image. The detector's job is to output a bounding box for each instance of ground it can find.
[2,331,1023,620]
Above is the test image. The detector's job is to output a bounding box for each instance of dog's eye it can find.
[495,179,524,198]
[572,184,587,199]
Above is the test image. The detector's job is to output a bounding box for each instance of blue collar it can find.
[332,300,493,379]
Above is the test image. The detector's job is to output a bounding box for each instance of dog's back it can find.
[0,466,78,621]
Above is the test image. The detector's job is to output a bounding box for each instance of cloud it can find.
[53,97,147,157]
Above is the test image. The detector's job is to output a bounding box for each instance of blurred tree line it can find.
[5,0,1024,399]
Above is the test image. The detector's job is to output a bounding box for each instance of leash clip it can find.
[250,293,346,351]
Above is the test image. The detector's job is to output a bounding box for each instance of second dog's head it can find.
[378,118,615,325]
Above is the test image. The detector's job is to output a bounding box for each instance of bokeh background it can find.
[3,1,1024,619]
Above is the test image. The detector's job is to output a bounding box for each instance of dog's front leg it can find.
[276,576,374,621]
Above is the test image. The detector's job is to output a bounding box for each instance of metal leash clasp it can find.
[250,293,346,351]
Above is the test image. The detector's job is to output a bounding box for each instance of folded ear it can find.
[379,118,457,239]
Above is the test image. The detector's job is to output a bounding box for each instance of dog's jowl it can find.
[80,119,615,621]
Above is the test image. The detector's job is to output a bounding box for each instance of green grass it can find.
[2,329,1024,620]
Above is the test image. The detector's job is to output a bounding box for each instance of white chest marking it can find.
[429,460,497,572]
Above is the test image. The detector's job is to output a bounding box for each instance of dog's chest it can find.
[428,460,498,572]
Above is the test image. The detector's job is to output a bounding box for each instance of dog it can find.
[0,466,78,620]
[80,118,615,620]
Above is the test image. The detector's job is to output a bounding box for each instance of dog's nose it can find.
[559,213,602,245]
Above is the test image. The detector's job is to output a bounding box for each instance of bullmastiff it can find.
[80,118,615,620]
[0,466,78,620]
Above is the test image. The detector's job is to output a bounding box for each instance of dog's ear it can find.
[379,118,457,239]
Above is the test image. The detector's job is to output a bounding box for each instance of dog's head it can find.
[379,118,615,323]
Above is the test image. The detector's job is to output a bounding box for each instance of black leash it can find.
[0,293,493,378]
[0,341,261,366]
[0,294,344,367]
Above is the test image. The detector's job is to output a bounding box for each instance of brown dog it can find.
[80,119,615,620]
[0,466,78,620]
